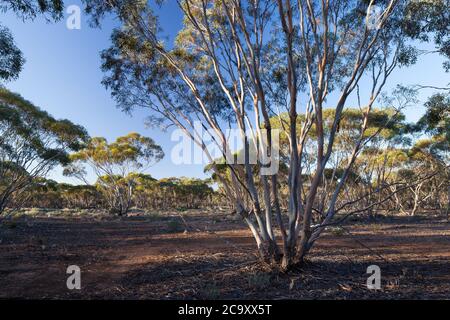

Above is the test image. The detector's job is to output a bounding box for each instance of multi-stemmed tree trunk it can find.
[96,0,416,269]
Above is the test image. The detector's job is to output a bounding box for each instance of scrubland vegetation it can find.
[0,0,449,299]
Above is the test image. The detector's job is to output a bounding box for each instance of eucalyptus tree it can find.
[401,0,450,71]
[387,138,447,216]
[416,93,450,150]
[0,88,87,215]
[64,133,164,215]
[413,93,450,214]
[94,0,420,269]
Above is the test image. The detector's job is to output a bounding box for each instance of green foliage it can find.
[270,107,408,143]
[405,93,450,168]
[0,88,88,214]
[16,178,101,209]
[65,133,164,215]
[0,26,24,81]
[69,133,163,168]
[14,175,216,212]
[0,0,64,20]
[417,93,450,147]
[0,0,64,81]
[401,0,450,71]
[0,88,88,160]
[134,176,214,210]
[28,0,446,267]
[81,0,152,27]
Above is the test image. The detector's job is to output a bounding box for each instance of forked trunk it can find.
[256,240,282,266]
[255,236,312,271]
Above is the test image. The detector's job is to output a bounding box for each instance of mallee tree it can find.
[81,0,437,269]
[64,133,164,216]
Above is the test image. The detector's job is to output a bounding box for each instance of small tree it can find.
[64,133,164,215]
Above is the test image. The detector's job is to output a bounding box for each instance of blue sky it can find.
[1,1,448,184]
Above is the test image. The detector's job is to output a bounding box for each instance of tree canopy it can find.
[0,87,88,214]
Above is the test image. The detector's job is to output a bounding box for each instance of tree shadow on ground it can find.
[116,251,450,300]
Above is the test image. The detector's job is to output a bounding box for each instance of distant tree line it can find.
[0,87,215,215]
[11,176,216,213]
[2,86,447,219]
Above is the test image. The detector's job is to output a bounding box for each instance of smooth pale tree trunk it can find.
[102,0,403,271]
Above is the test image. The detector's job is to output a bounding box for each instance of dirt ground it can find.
[0,210,449,299]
